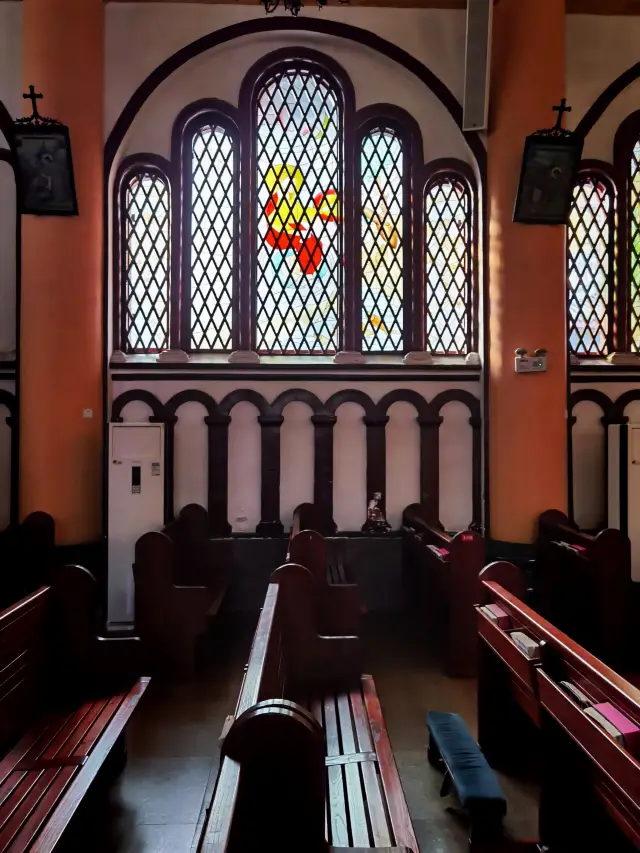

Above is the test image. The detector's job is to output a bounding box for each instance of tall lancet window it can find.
[120,168,170,353]
[425,173,473,355]
[360,128,406,352]
[567,173,614,356]
[187,121,238,351]
[254,66,343,354]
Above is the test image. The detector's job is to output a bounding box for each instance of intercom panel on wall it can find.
[107,422,164,628]
[608,423,640,581]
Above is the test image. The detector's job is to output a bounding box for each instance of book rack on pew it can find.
[478,572,640,852]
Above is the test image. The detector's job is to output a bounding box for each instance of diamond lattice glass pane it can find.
[255,69,342,354]
[361,131,404,352]
[190,125,236,351]
[568,176,612,355]
[124,172,170,353]
[631,143,640,351]
[425,177,470,354]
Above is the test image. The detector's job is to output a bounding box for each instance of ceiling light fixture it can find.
[260,0,348,16]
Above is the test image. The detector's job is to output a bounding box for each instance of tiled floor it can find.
[88,614,538,852]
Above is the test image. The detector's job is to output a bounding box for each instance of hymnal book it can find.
[593,703,640,754]
[427,545,449,560]
[510,631,540,658]
[584,706,625,745]
[479,604,510,629]
[559,681,591,708]
[553,540,586,555]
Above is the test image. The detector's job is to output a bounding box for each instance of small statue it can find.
[362,492,391,534]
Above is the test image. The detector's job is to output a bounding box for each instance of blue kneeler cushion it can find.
[426,710,506,843]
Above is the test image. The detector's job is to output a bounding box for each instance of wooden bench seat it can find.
[0,571,149,851]
[192,562,417,853]
[310,675,413,849]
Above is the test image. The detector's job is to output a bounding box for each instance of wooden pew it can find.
[479,577,640,851]
[476,571,550,775]
[290,502,347,584]
[288,529,362,635]
[403,503,492,677]
[0,512,55,608]
[0,567,149,852]
[192,562,418,853]
[134,532,214,679]
[536,508,631,670]
[133,504,229,677]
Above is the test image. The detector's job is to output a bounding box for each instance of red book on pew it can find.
[485,604,510,629]
[592,703,640,755]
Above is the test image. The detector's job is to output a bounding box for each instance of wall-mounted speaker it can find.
[463,0,493,132]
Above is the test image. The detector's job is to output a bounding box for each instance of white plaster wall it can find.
[0,2,21,148]
[571,382,640,530]
[567,15,640,161]
[112,378,478,532]
[105,4,467,139]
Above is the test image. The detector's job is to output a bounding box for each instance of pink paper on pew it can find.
[486,604,510,629]
[593,702,640,754]
[427,545,449,558]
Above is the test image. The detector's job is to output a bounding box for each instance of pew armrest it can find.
[323,584,361,635]
[314,635,363,687]
[173,584,212,632]
[94,636,146,684]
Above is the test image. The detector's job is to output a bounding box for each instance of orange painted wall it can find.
[20,0,104,544]
[488,0,568,543]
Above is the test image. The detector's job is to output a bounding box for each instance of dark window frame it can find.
[113,49,478,358]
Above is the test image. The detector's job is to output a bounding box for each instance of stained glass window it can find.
[189,124,237,351]
[116,53,480,358]
[360,130,404,352]
[567,175,613,356]
[425,175,471,355]
[122,170,170,353]
[630,143,640,351]
[254,68,342,354]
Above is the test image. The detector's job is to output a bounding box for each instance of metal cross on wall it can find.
[552,98,572,130]
[23,85,43,120]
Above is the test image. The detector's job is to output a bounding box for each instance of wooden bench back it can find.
[196,566,364,853]
[133,531,178,635]
[291,502,336,538]
[0,512,55,607]
[403,503,489,677]
[536,508,631,668]
[162,504,212,587]
[199,698,327,853]
[0,587,50,753]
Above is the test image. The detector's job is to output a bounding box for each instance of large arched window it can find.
[567,171,615,356]
[115,50,478,359]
